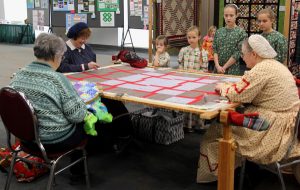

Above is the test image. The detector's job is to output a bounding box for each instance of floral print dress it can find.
[213,27,247,76]
[196,59,300,183]
[261,30,288,63]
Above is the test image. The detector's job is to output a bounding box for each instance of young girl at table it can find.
[153,35,170,67]
[177,26,204,132]
[178,26,202,71]
[257,8,288,63]
[202,25,217,73]
[213,4,247,75]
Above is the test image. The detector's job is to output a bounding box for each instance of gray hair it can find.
[33,33,66,61]
[242,38,253,52]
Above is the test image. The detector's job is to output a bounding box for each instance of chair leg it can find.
[276,163,286,190]
[4,153,17,190]
[238,158,246,190]
[46,162,57,190]
[83,149,91,188]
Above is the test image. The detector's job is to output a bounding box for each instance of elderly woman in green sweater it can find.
[10,33,88,176]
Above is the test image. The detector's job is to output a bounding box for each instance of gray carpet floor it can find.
[0,43,299,190]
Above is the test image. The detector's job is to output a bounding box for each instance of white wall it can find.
[89,28,119,46]
[117,28,149,49]
[4,0,27,23]
[87,27,149,49]
[0,0,5,21]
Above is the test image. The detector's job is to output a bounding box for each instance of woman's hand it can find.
[88,62,100,70]
[216,65,225,74]
[215,83,225,94]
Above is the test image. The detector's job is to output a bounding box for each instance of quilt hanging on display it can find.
[156,0,199,48]
[289,0,300,76]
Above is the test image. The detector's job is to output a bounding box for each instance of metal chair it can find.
[0,87,90,190]
[239,110,300,190]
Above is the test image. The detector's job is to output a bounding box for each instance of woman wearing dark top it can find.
[57,22,100,72]
[57,22,133,153]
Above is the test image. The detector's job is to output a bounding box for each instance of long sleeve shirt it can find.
[57,40,96,73]
[10,62,87,144]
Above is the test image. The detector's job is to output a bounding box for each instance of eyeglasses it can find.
[241,52,245,58]
[58,54,65,60]
[241,51,253,58]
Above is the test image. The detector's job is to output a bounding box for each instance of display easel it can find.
[121,26,135,52]
[18,24,30,44]
[48,0,53,33]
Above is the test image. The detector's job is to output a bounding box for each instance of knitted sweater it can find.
[10,62,87,144]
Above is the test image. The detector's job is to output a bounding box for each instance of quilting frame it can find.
[66,64,240,114]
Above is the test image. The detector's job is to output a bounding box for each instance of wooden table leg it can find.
[218,111,236,190]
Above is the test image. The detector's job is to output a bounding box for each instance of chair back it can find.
[0,87,37,142]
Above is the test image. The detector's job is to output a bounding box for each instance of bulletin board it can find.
[27,0,49,30]
[128,0,150,29]
[27,0,124,29]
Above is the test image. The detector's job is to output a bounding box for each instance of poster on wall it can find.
[53,0,75,11]
[100,12,115,27]
[32,10,45,31]
[143,5,149,28]
[78,0,95,13]
[129,0,142,16]
[129,0,149,30]
[32,10,38,29]
[66,14,87,32]
[97,0,119,12]
[27,0,34,8]
[35,0,40,8]
[41,0,49,9]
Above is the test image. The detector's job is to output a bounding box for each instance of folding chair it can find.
[0,87,90,190]
[239,110,300,190]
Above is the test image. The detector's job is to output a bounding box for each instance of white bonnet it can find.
[248,34,277,59]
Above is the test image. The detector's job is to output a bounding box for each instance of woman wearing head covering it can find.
[57,22,100,73]
[197,34,300,183]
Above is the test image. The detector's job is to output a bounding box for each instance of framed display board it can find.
[288,0,300,75]
[27,0,124,29]
[224,0,280,36]
[128,0,149,29]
